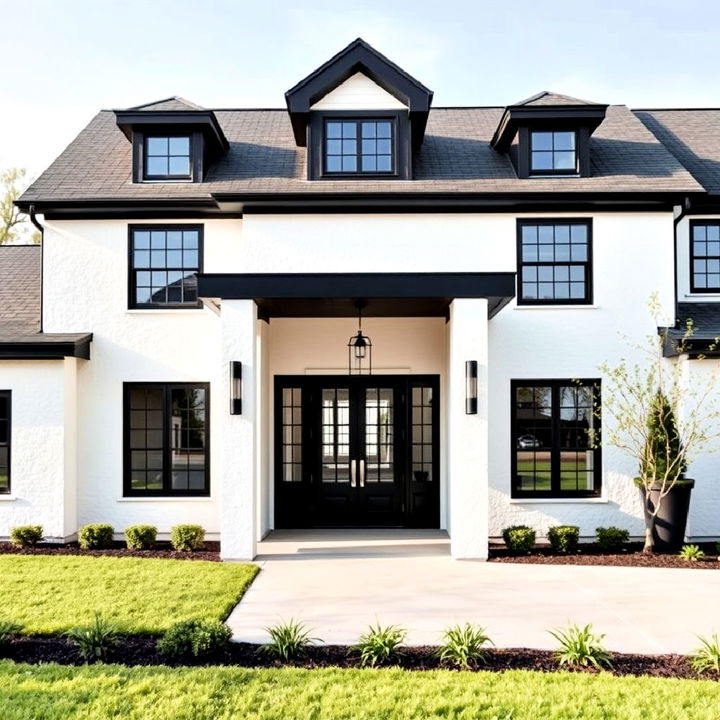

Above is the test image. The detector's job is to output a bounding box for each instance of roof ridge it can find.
[127,96,205,111]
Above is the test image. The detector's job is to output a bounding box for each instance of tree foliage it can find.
[0,167,40,245]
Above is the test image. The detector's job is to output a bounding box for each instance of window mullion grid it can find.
[551,384,560,495]
[355,120,362,173]
[163,386,172,495]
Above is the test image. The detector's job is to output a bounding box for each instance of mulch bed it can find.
[489,542,720,569]
[0,637,714,680]
[0,541,221,562]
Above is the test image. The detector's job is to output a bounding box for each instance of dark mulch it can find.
[1,637,716,680]
[0,541,221,562]
[489,542,720,569]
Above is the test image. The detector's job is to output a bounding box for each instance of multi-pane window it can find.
[411,386,434,483]
[324,119,394,174]
[321,388,351,483]
[365,387,394,483]
[0,392,10,494]
[129,226,201,308]
[512,380,601,498]
[518,220,592,304]
[530,131,577,174]
[691,222,720,292]
[125,384,209,496]
[144,136,192,179]
[281,388,303,483]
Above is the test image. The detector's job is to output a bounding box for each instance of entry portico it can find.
[198,272,515,561]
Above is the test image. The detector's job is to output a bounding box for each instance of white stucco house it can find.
[4,39,720,559]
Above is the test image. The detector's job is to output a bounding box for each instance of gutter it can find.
[29,205,44,333]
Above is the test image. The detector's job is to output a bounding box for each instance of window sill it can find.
[681,294,720,300]
[514,304,599,311]
[126,309,208,315]
[0,495,16,502]
[117,497,214,503]
[510,497,608,505]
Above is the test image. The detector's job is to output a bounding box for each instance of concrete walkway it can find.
[227,529,720,654]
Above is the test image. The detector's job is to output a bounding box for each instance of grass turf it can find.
[0,555,257,634]
[0,662,718,720]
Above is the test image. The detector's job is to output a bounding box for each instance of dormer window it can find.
[530,131,577,174]
[325,119,394,174]
[144,136,192,179]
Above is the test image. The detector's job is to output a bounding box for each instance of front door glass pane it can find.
[321,388,350,483]
[281,388,302,482]
[365,388,394,483]
[411,386,433,482]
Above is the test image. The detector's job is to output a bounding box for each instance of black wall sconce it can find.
[230,361,242,415]
[465,360,478,414]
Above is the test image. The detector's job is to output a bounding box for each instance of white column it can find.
[448,298,489,559]
[220,300,257,560]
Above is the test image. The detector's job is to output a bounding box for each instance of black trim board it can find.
[0,334,92,360]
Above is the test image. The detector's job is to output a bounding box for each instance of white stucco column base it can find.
[220,300,257,561]
[448,299,489,559]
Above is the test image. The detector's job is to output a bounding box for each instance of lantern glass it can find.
[465,360,478,415]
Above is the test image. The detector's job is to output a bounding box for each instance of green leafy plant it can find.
[0,620,23,643]
[547,525,580,554]
[715,541,720,558]
[501,525,536,554]
[548,622,612,669]
[262,619,321,661]
[437,623,493,669]
[64,613,118,662]
[678,544,705,562]
[124,524,157,550]
[78,524,114,550]
[157,619,231,660]
[690,634,720,675]
[170,524,205,552]
[353,622,406,667]
[9,525,43,548]
[595,526,630,553]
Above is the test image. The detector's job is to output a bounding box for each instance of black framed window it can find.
[0,391,10,494]
[518,220,592,304]
[144,136,192,179]
[512,380,601,499]
[690,222,720,292]
[530,131,577,174]
[129,225,202,308]
[124,383,209,496]
[324,119,394,174]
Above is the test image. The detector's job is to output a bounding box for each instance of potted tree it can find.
[599,295,720,553]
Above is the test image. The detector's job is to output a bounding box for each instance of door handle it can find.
[359,459,366,488]
[350,459,357,488]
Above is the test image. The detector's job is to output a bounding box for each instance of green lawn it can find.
[0,555,258,634]
[0,663,717,720]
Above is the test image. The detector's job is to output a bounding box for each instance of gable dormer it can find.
[114,97,229,184]
[490,92,608,179]
[285,38,433,180]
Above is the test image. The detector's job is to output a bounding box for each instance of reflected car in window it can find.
[516,434,541,449]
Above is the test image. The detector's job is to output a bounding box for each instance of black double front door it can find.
[275,375,439,528]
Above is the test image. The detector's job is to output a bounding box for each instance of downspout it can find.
[672,196,691,326]
[29,205,44,333]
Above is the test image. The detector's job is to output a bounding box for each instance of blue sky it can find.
[4,0,720,176]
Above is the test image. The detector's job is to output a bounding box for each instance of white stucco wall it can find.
[310,72,406,110]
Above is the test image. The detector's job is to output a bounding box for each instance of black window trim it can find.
[516,218,593,306]
[123,382,211,498]
[510,378,602,500]
[143,134,193,181]
[322,117,397,177]
[0,390,10,495]
[689,219,720,294]
[128,224,204,310]
[529,129,579,176]
[308,109,411,181]
[131,130,204,184]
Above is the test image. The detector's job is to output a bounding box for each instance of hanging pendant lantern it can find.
[348,301,372,375]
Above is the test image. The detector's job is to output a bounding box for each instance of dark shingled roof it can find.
[18,102,701,204]
[676,302,720,337]
[0,246,41,336]
[513,91,601,107]
[635,110,720,194]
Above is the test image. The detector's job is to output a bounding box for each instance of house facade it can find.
[4,39,720,559]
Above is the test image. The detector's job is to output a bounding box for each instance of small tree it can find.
[599,294,720,553]
[0,168,40,245]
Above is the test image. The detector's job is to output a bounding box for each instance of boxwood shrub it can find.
[501,525,536,554]
[170,524,205,552]
[547,525,580,554]
[596,526,630,553]
[10,525,43,548]
[157,619,231,660]
[124,524,157,551]
[78,524,114,550]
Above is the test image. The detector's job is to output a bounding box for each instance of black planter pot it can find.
[641,479,695,551]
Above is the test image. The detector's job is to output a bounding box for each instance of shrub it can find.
[679,544,705,562]
[157,619,231,660]
[0,620,23,643]
[437,623,493,669]
[124,524,157,551]
[690,634,720,675]
[548,525,580,554]
[501,525,536,554]
[9,525,43,548]
[548,622,612,669]
[596,526,630,553]
[65,613,118,662]
[262,619,321,661]
[78,524,114,550]
[715,541,720,558]
[353,623,406,667]
[170,524,205,552]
